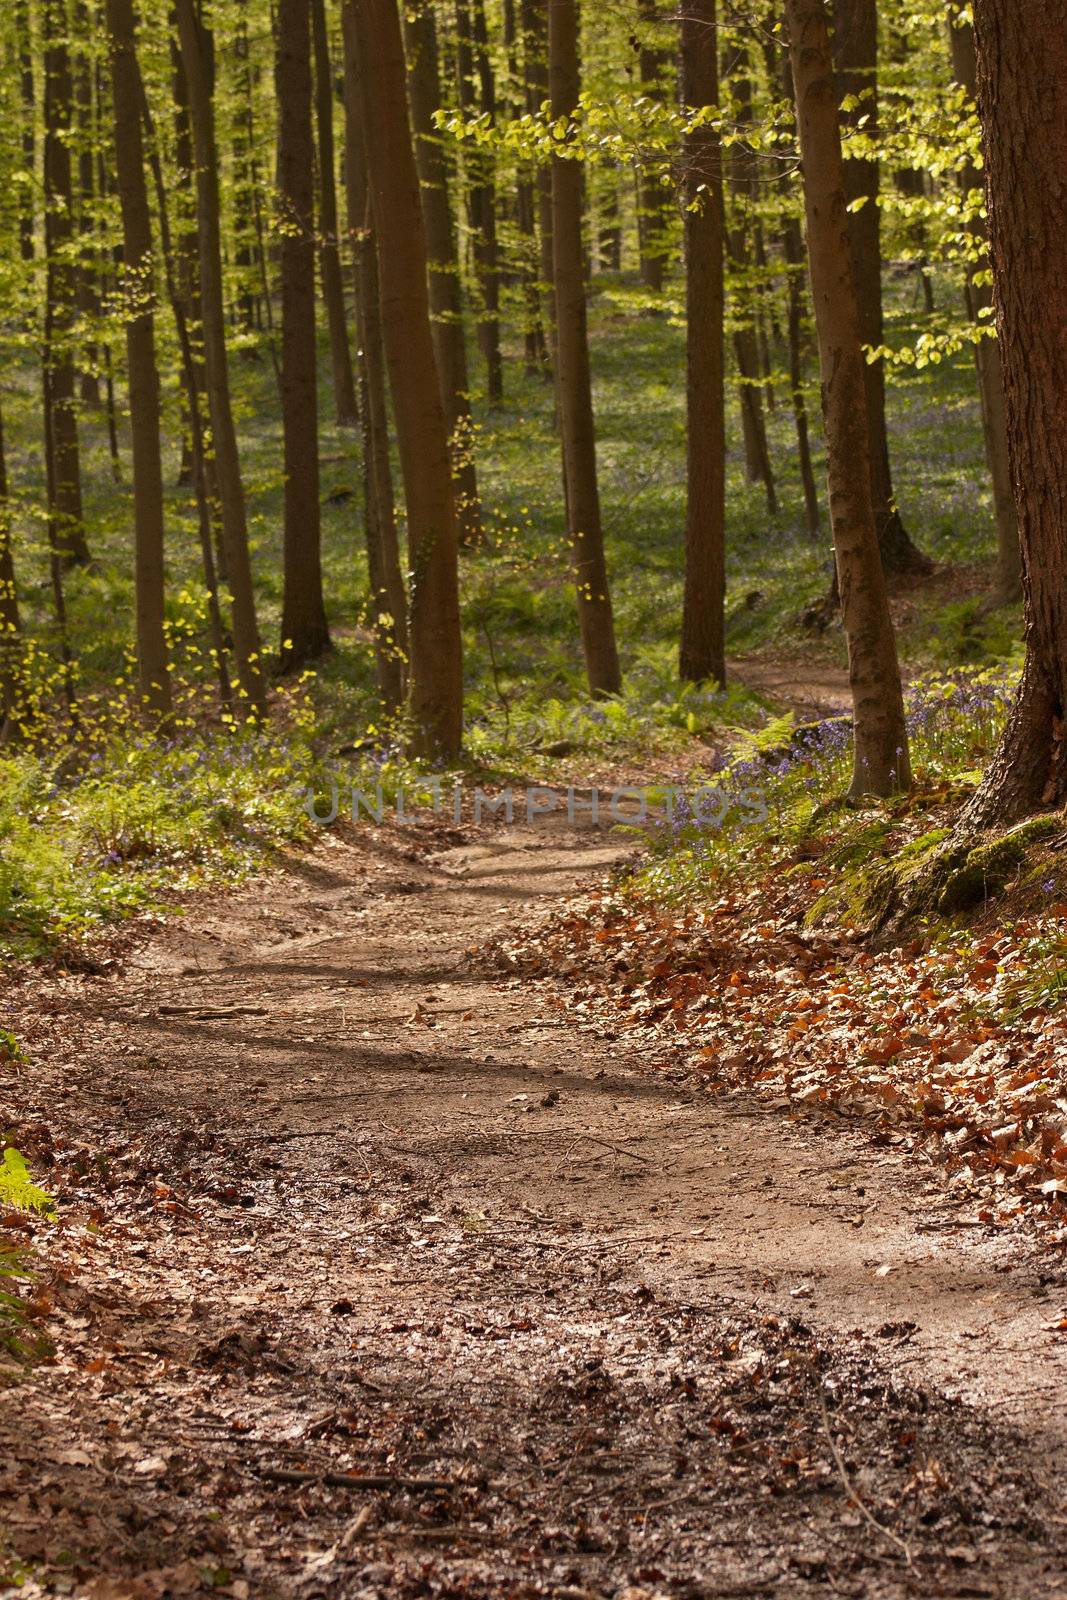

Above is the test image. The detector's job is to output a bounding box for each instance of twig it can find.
[257,1466,453,1492]
[818,1389,912,1566]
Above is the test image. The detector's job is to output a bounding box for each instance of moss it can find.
[935,815,1061,914]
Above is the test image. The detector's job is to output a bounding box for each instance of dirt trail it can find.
[4,814,1066,1599]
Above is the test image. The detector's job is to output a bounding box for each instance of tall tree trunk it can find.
[346,0,463,758]
[786,0,910,798]
[175,0,266,717]
[636,0,671,293]
[402,0,482,545]
[679,0,726,687]
[311,0,359,427]
[549,0,621,696]
[725,46,778,513]
[947,12,1020,604]
[521,0,555,376]
[138,62,232,709]
[43,0,92,569]
[0,403,24,738]
[16,0,35,262]
[456,0,503,401]
[783,214,821,538]
[341,3,407,713]
[505,0,548,371]
[74,4,102,408]
[959,0,1067,827]
[831,0,930,575]
[277,0,331,669]
[106,0,173,721]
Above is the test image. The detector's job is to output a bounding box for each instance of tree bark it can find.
[679,0,726,687]
[43,0,92,569]
[786,0,910,797]
[341,0,407,714]
[175,0,266,717]
[16,0,35,263]
[311,0,359,427]
[946,12,1020,604]
[831,0,930,575]
[960,0,1067,827]
[276,0,331,669]
[521,0,555,376]
[456,0,503,401]
[636,0,672,293]
[346,0,464,758]
[106,0,173,721]
[0,403,24,739]
[549,0,622,696]
[402,0,482,545]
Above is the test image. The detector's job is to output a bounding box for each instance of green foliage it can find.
[0,1148,54,1218]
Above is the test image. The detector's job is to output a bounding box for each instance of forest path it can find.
[5,815,1066,1598]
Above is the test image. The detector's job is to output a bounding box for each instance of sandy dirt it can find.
[3,809,1066,1599]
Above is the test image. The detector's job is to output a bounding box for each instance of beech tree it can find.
[963,0,1067,825]
[175,0,266,717]
[549,0,621,698]
[831,0,929,575]
[311,0,359,429]
[347,0,464,758]
[276,0,331,669]
[106,0,173,720]
[0,402,22,738]
[679,0,726,688]
[786,0,910,797]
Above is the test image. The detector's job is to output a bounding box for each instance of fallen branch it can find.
[258,1466,453,1492]
[818,1389,912,1566]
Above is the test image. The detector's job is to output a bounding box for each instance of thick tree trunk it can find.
[960,0,1067,827]
[679,0,726,687]
[456,0,503,401]
[346,0,464,758]
[277,0,331,669]
[341,0,407,714]
[549,0,621,697]
[106,0,173,721]
[831,0,930,575]
[786,0,910,798]
[636,0,672,293]
[43,0,92,570]
[947,13,1020,605]
[311,0,359,428]
[402,0,482,545]
[175,0,266,717]
[0,403,24,738]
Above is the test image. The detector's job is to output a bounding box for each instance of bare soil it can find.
[3,806,1066,1600]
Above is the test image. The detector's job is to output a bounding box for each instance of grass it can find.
[0,269,1025,957]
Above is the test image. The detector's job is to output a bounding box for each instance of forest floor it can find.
[3,761,1067,1600]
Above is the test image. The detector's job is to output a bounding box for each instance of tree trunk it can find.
[778,53,821,540]
[341,8,407,713]
[346,0,464,759]
[16,0,35,262]
[74,5,102,409]
[402,0,482,545]
[831,0,930,575]
[0,403,24,738]
[636,0,671,294]
[947,12,1020,604]
[43,0,92,570]
[106,0,173,721]
[786,0,910,798]
[456,0,503,401]
[521,0,555,376]
[725,48,778,513]
[549,0,621,696]
[505,0,548,372]
[175,0,266,717]
[679,0,726,687]
[138,62,232,710]
[959,0,1067,827]
[276,0,331,669]
[311,0,359,427]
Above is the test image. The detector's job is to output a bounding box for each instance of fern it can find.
[0,1148,54,1216]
